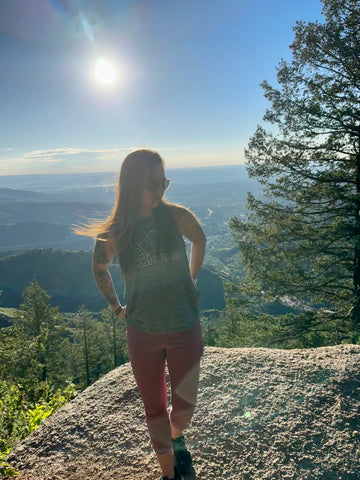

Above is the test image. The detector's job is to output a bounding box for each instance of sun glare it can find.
[94,57,117,86]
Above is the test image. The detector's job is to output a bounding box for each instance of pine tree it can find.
[13,280,62,386]
[230,0,360,343]
[101,307,128,368]
[73,307,113,388]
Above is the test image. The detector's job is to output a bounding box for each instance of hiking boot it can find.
[171,435,192,475]
[160,465,183,480]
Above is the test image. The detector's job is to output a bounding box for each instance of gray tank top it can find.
[123,213,200,333]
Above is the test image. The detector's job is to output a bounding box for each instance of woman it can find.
[77,149,206,480]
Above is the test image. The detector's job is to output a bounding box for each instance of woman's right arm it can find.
[92,234,125,318]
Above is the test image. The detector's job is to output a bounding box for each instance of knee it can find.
[144,402,168,421]
[170,404,195,430]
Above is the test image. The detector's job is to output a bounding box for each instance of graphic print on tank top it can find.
[133,227,181,268]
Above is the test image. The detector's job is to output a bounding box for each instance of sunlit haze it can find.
[94,57,117,86]
[0,0,323,175]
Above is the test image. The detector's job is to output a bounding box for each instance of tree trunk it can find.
[112,314,117,368]
[83,320,90,387]
[352,151,360,330]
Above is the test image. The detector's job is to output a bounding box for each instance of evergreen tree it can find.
[230,0,360,343]
[11,281,64,391]
[73,307,113,388]
[100,307,128,368]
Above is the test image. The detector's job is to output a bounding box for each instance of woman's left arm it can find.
[178,209,206,283]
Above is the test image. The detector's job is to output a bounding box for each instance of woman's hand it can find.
[116,306,126,319]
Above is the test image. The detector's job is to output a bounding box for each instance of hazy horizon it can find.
[0,162,247,178]
[0,164,254,195]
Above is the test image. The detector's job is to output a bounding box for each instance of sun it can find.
[94,57,117,86]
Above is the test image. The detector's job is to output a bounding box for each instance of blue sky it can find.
[0,0,323,175]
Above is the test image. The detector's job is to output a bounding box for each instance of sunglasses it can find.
[146,178,171,192]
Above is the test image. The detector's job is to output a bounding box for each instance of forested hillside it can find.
[0,249,225,313]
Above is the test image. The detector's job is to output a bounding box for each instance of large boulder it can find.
[6,345,360,479]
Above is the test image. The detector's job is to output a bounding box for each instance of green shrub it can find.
[0,380,76,477]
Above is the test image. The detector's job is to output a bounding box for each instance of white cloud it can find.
[23,147,87,158]
[0,146,134,175]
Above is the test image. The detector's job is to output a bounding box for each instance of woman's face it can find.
[140,163,167,216]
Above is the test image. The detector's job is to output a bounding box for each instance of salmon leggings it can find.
[126,320,204,455]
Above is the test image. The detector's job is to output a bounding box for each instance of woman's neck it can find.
[138,206,153,218]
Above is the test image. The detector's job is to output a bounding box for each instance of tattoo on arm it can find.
[93,238,120,309]
[93,268,120,309]
[93,240,110,265]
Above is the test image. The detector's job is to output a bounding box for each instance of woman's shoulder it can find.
[96,230,117,249]
[165,202,191,222]
[96,229,115,240]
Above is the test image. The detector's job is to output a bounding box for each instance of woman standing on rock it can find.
[77,149,205,480]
